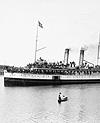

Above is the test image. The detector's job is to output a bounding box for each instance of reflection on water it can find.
[0,76,100,123]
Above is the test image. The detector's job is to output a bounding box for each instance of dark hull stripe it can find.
[4,77,100,86]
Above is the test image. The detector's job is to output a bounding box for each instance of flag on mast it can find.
[38,21,43,28]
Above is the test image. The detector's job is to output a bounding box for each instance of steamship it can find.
[4,42,100,86]
[3,22,100,86]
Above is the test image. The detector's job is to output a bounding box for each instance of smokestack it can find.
[64,48,70,64]
[79,49,84,66]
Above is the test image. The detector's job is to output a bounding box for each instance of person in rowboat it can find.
[58,92,62,101]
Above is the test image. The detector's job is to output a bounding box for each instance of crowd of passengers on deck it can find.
[5,57,100,75]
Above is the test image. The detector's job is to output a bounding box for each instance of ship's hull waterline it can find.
[4,72,100,86]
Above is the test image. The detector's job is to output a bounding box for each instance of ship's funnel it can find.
[79,49,84,66]
[64,48,70,64]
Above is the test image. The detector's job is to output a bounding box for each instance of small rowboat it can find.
[58,96,68,103]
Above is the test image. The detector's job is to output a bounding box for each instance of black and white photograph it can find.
[0,0,100,122]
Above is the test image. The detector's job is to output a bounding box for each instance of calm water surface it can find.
[0,76,100,123]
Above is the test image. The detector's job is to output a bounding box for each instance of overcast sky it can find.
[0,0,100,66]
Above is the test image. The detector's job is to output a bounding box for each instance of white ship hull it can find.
[4,72,100,86]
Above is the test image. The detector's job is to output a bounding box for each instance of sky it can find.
[0,0,100,67]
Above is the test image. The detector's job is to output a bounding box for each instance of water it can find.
[0,76,100,123]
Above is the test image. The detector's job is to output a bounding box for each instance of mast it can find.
[34,23,39,62]
[34,21,43,62]
[97,34,100,65]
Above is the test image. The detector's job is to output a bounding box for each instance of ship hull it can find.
[4,72,100,86]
